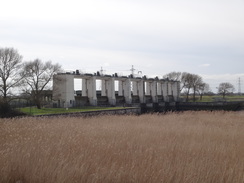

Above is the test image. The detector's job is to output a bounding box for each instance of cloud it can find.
[201,73,244,81]
[199,64,210,67]
[103,63,110,67]
[1,0,244,78]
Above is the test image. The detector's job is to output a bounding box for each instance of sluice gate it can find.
[52,71,180,108]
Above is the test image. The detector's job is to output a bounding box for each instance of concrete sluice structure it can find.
[52,71,180,108]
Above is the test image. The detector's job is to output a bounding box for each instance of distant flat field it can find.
[19,106,128,116]
[181,95,244,102]
[1,111,244,183]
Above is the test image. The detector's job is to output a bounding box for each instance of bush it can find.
[0,101,26,118]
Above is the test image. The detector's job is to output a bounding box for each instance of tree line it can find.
[163,72,235,101]
[0,47,236,116]
[163,72,235,102]
[163,72,209,102]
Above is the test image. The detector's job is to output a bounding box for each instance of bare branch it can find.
[217,82,235,98]
[0,47,23,102]
[22,58,62,108]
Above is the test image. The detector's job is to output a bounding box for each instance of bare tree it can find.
[163,72,189,92]
[0,47,23,102]
[164,71,210,102]
[198,83,210,100]
[22,59,62,109]
[191,74,204,102]
[181,72,194,101]
[217,82,235,99]
[182,73,208,102]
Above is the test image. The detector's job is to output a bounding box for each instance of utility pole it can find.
[100,67,104,76]
[238,77,241,95]
[130,65,135,76]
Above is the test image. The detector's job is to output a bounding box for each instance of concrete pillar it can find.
[117,79,131,104]
[53,74,75,108]
[177,81,180,96]
[118,80,123,96]
[118,79,132,104]
[106,78,116,105]
[123,79,132,104]
[157,82,163,96]
[151,81,158,103]
[145,80,158,102]
[101,80,106,96]
[162,81,169,102]
[168,82,173,96]
[138,80,145,103]
[82,79,88,96]
[172,81,180,101]
[87,76,97,106]
[145,81,151,95]
[132,81,138,96]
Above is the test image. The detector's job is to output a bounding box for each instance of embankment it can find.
[24,102,244,117]
[35,107,141,117]
[141,101,244,113]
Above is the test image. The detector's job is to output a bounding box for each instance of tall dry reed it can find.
[0,111,244,183]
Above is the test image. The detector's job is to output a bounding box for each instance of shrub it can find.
[0,101,26,118]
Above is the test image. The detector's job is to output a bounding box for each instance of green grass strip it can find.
[19,107,131,116]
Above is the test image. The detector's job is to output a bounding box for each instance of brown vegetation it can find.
[0,112,244,183]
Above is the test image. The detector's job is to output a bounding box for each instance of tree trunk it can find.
[3,80,8,102]
[36,103,41,109]
[35,101,41,109]
[186,88,190,102]
[34,96,42,109]
[193,86,196,102]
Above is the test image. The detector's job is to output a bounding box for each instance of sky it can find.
[1,0,244,93]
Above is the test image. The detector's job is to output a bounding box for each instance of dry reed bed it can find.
[0,111,244,183]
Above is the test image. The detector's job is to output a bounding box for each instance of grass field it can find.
[181,95,244,102]
[1,112,244,183]
[19,106,128,116]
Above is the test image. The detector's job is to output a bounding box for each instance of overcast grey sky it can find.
[1,0,244,92]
